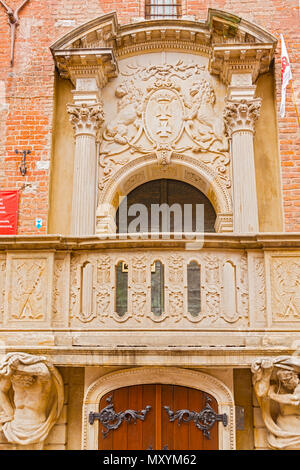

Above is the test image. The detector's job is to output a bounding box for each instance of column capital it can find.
[67,102,105,137]
[223,98,262,136]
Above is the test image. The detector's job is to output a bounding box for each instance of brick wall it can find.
[0,0,299,233]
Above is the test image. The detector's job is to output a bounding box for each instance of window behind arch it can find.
[151,261,164,316]
[145,0,182,19]
[115,262,128,316]
[187,261,201,316]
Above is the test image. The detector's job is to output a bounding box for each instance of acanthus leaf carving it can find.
[223,98,261,135]
[67,102,105,137]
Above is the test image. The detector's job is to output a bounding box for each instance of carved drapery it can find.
[224,98,261,233]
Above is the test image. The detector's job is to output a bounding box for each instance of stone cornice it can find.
[51,9,277,86]
[1,233,300,251]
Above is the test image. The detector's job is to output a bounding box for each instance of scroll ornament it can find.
[0,352,64,447]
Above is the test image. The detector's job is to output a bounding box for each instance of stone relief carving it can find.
[131,287,147,321]
[96,288,111,323]
[99,59,231,191]
[252,356,300,450]
[0,353,64,448]
[203,256,221,323]
[10,259,47,321]
[253,255,266,323]
[69,251,249,328]
[52,259,65,326]
[271,258,300,321]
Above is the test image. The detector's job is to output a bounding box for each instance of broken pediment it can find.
[51,9,277,86]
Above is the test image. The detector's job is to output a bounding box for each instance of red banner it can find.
[0,191,19,235]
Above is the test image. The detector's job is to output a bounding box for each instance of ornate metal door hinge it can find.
[89,395,152,438]
[163,395,227,439]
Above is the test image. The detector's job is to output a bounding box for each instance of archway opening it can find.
[116,179,216,234]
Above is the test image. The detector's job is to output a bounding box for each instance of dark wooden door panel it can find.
[98,384,219,450]
[116,179,216,233]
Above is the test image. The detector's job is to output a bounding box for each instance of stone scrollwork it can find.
[252,356,300,450]
[0,352,64,448]
[223,98,262,136]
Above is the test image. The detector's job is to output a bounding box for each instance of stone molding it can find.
[82,367,235,450]
[67,102,105,137]
[223,98,262,136]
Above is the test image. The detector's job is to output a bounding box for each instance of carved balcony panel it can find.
[1,236,300,355]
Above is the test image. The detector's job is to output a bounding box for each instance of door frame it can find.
[82,367,235,450]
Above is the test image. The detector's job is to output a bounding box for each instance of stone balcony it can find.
[0,233,300,367]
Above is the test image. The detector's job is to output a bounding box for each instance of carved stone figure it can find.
[102,82,143,150]
[252,356,300,449]
[184,79,228,153]
[0,352,64,448]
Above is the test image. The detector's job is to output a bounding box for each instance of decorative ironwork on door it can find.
[163,395,227,439]
[89,395,152,438]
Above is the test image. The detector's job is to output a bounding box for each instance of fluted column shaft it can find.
[224,99,261,233]
[67,103,104,235]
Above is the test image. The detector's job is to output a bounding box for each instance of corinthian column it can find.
[224,98,261,233]
[67,102,105,235]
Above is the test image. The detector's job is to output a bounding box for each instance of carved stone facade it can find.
[50,11,276,237]
[0,6,298,451]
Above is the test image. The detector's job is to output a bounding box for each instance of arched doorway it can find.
[116,179,216,234]
[96,384,222,450]
[83,367,235,450]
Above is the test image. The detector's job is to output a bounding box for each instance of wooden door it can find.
[116,179,216,233]
[97,384,221,450]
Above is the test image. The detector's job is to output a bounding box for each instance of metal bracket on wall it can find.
[15,149,30,176]
[89,395,152,438]
[0,0,30,66]
[163,395,228,439]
